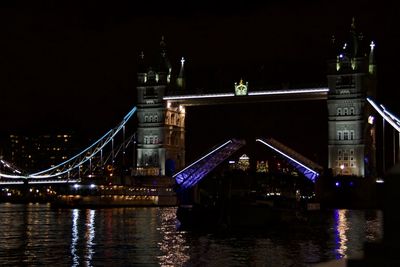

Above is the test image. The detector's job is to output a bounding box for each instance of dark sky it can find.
[1,1,399,163]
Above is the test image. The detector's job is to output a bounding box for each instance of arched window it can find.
[350,131,355,140]
[343,131,349,140]
[171,114,176,125]
[337,108,342,116]
[350,107,355,115]
[337,131,342,140]
[343,108,348,115]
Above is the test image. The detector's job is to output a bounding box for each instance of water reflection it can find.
[85,209,96,266]
[71,209,79,267]
[157,208,190,266]
[334,209,349,258]
[0,204,384,266]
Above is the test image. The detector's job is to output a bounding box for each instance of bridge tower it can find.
[327,18,377,177]
[135,38,185,176]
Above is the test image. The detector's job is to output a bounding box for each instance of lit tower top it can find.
[176,57,186,90]
[333,17,372,72]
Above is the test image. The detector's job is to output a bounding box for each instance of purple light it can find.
[335,182,340,187]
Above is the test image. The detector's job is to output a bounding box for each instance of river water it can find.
[0,203,383,266]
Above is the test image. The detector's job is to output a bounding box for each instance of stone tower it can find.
[327,19,377,177]
[135,38,185,176]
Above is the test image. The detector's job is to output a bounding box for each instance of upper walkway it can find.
[164,87,329,106]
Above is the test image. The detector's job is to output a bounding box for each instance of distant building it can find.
[256,160,269,173]
[135,38,185,176]
[7,133,76,172]
[327,18,377,177]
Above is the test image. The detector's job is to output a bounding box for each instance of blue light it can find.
[335,182,340,187]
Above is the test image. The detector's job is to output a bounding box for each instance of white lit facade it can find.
[135,41,185,176]
[327,21,377,177]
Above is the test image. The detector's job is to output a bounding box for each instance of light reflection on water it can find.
[333,209,349,258]
[71,209,79,266]
[0,204,383,266]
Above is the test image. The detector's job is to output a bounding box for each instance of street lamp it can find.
[340,164,345,175]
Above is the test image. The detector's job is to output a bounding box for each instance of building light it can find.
[368,115,375,125]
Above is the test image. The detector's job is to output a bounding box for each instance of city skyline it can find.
[1,1,398,164]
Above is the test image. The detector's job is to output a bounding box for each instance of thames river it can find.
[0,203,383,266]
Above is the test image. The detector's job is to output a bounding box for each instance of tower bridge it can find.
[1,20,400,192]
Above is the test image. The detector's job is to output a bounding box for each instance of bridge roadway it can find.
[163,87,329,106]
[0,179,79,185]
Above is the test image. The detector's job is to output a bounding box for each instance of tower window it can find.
[350,130,355,140]
[337,131,342,140]
[350,107,355,115]
[337,108,342,116]
[343,108,348,115]
[343,131,349,140]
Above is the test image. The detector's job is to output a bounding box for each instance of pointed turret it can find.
[369,41,377,74]
[137,51,147,84]
[349,17,359,57]
[158,36,172,83]
[176,57,186,90]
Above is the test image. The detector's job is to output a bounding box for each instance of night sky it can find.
[1,1,399,164]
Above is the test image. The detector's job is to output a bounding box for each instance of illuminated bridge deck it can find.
[164,88,329,106]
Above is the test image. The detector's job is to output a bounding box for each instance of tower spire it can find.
[158,36,172,83]
[176,57,186,90]
[350,17,360,57]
